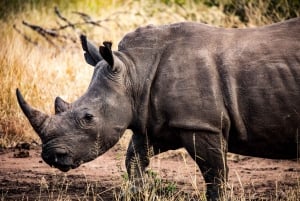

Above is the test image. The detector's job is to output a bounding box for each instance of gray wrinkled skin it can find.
[17,18,300,201]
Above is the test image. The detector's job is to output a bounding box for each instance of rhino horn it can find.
[54,96,70,114]
[16,89,49,139]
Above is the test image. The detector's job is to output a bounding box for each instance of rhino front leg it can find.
[180,130,228,201]
[125,133,152,188]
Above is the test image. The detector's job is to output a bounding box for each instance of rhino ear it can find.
[80,35,102,66]
[99,41,116,71]
[54,96,70,114]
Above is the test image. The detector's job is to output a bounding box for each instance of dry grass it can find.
[0,19,93,146]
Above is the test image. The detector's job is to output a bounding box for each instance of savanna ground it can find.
[1,0,300,200]
[1,131,300,200]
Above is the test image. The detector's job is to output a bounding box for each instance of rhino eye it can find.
[83,113,94,122]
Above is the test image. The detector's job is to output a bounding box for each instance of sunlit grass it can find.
[0,18,93,146]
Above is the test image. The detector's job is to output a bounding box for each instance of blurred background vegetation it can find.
[0,0,299,147]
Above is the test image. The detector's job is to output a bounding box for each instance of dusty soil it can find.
[0,140,299,201]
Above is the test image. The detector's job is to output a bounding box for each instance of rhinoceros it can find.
[16,17,300,200]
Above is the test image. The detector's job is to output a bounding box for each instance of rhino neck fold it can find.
[120,50,163,134]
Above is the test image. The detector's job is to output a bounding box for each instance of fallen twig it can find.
[22,20,58,47]
[16,7,128,48]
[54,6,75,30]
[13,24,38,46]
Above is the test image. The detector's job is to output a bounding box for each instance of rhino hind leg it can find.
[180,130,228,201]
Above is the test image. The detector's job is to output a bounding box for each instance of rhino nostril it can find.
[54,151,68,161]
[55,148,68,155]
[46,148,68,164]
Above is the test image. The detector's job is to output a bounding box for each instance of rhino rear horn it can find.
[80,34,102,66]
[16,89,49,139]
[54,96,70,114]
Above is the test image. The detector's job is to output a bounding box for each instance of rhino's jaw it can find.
[52,159,81,172]
[53,164,74,172]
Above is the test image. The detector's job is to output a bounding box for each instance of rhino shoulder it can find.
[118,22,217,51]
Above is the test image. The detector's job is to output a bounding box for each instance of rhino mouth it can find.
[54,164,72,172]
[48,159,81,172]
[53,163,79,172]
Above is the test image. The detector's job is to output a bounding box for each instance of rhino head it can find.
[16,35,133,172]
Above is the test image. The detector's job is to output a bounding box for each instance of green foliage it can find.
[161,0,187,6]
[0,0,114,20]
[1,0,64,19]
[202,0,300,23]
[118,169,182,200]
[145,169,177,196]
[122,172,129,181]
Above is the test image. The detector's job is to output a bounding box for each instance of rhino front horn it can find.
[16,88,49,139]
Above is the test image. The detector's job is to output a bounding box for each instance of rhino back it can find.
[120,18,300,158]
[220,19,300,158]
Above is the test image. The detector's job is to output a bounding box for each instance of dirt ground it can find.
[0,140,299,201]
